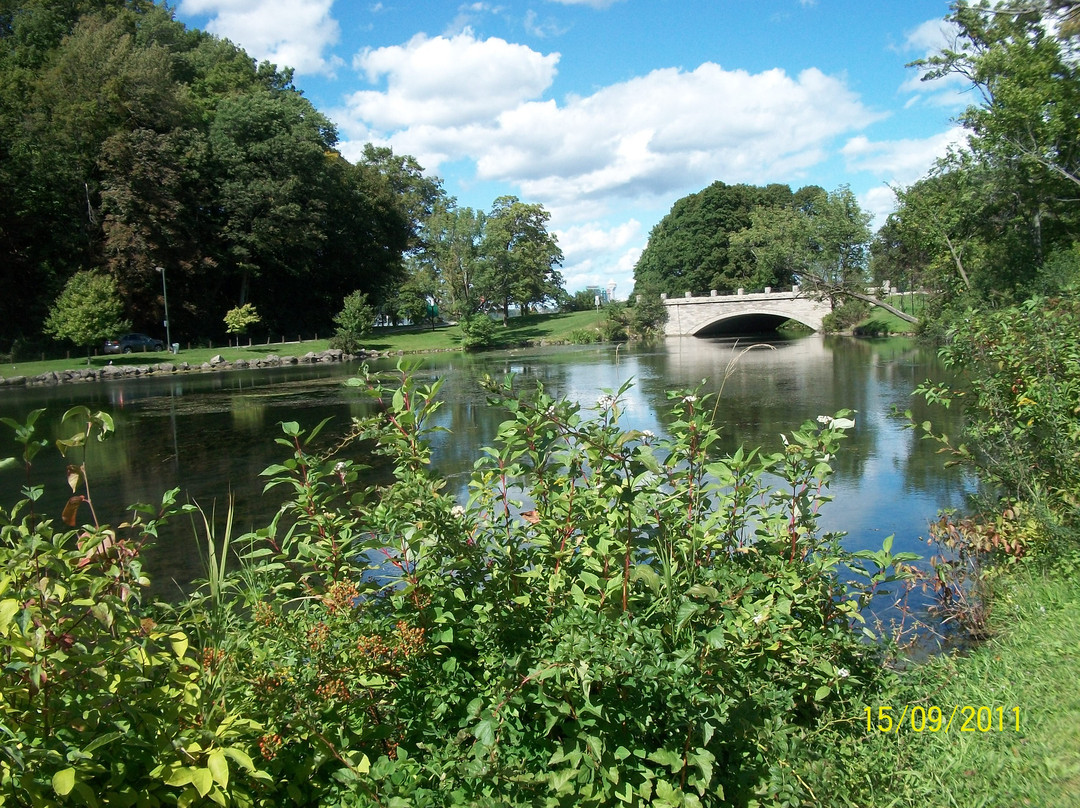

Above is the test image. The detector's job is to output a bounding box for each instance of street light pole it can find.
[156,266,172,352]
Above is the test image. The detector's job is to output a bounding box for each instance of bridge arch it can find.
[661,289,831,336]
[689,308,821,336]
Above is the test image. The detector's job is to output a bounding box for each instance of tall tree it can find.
[479,196,564,324]
[905,0,1080,312]
[208,87,336,308]
[421,201,485,318]
[633,182,810,297]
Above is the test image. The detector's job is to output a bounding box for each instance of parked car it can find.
[103,333,165,354]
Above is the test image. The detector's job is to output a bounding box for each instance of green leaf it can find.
[223,748,257,773]
[207,750,228,788]
[191,767,213,797]
[473,717,496,747]
[814,685,832,701]
[0,599,18,631]
[52,767,76,796]
[165,767,196,787]
[169,632,189,658]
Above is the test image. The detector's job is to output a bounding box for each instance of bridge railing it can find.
[656,285,802,302]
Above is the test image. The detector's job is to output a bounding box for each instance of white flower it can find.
[752,612,765,625]
[641,429,655,441]
[683,394,698,404]
[837,667,850,679]
[450,505,466,519]
[596,393,618,410]
[334,461,347,474]
[817,415,833,425]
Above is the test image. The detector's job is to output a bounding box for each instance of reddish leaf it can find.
[62,495,85,527]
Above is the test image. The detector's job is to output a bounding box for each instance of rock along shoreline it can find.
[0,348,381,389]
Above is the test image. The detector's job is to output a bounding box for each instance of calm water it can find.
[0,336,970,598]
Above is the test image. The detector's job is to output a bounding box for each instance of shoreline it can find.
[0,347,386,389]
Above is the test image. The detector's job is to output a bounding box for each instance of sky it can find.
[172,0,970,299]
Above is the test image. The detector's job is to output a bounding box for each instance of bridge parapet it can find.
[660,287,830,335]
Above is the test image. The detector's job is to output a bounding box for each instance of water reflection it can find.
[0,336,970,598]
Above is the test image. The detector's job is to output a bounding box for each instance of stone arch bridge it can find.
[660,287,831,335]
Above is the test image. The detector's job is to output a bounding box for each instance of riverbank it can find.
[0,310,607,388]
[851,565,1080,806]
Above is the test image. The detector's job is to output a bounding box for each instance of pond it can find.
[0,335,970,602]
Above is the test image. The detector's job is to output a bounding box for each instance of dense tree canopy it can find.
[632,182,826,297]
[402,196,564,325]
[874,0,1080,335]
[0,0,416,351]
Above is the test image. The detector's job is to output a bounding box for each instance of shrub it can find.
[329,290,375,354]
[0,408,263,806]
[853,318,889,337]
[1,367,916,806]
[599,306,629,341]
[566,327,600,344]
[628,293,668,338]
[459,312,497,351]
[912,296,1080,550]
[201,365,906,805]
[821,299,870,333]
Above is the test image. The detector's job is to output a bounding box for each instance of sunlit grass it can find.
[864,566,1080,806]
[1,309,610,379]
[856,293,927,335]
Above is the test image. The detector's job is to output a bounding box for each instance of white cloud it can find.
[178,0,341,75]
[860,185,901,227]
[347,31,560,128]
[336,37,884,219]
[555,219,641,258]
[842,127,965,186]
[902,18,957,54]
[524,10,568,38]
[897,17,969,108]
[843,127,967,225]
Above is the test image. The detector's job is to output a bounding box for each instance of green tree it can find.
[223,302,261,337]
[420,200,485,318]
[208,87,336,307]
[329,290,374,354]
[902,0,1080,325]
[633,182,804,297]
[479,196,563,324]
[43,270,129,363]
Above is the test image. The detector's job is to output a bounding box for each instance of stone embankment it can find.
[0,349,366,388]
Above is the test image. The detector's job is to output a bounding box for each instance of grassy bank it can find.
[852,566,1080,806]
[1,309,608,380]
[856,293,927,335]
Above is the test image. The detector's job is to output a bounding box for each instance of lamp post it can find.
[156,266,172,352]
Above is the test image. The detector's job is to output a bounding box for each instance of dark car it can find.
[103,333,165,354]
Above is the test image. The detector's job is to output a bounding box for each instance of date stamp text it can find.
[865,705,1021,734]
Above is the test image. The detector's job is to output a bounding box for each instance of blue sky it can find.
[173,0,968,298]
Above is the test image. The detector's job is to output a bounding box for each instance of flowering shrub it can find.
[2,366,914,806]
[195,363,906,806]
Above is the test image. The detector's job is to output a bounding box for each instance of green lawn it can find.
[2,309,609,380]
[857,566,1080,807]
